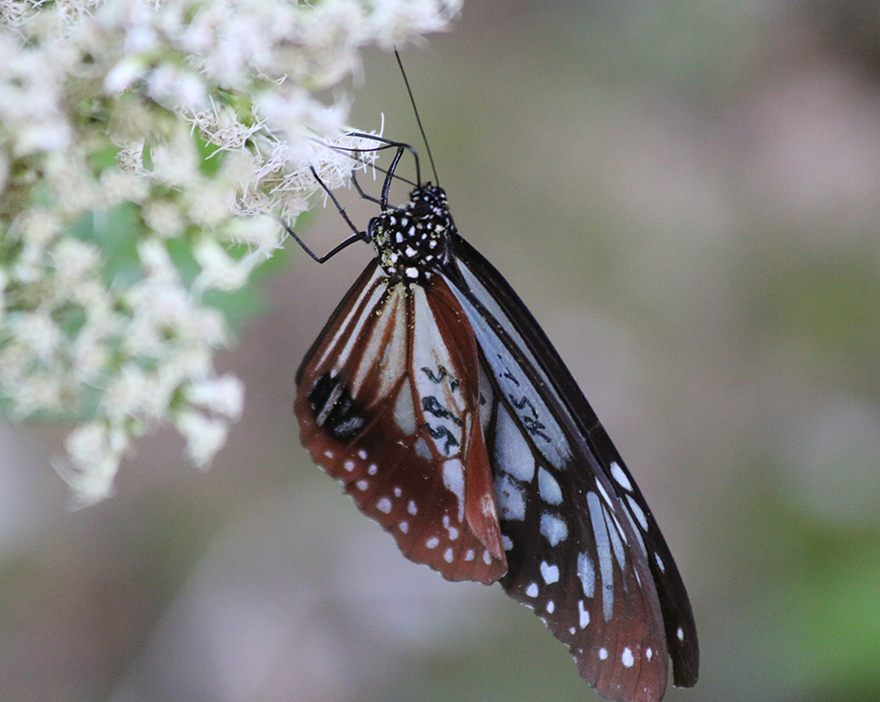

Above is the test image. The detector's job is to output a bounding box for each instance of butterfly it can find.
[290,60,698,702]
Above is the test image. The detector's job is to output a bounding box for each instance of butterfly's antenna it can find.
[394,48,439,185]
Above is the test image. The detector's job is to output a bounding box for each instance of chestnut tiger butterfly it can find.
[289,54,698,702]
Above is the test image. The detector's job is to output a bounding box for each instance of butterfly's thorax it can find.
[369,184,454,285]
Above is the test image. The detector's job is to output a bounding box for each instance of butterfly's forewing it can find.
[295,260,507,584]
[442,233,698,701]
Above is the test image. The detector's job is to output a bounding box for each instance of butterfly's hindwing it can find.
[296,262,507,584]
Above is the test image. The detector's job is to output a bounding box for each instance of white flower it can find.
[103,364,168,421]
[0,268,7,328]
[143,200,186,238]
[50,238,101,297]
[59,420,133,508]
[12,370,66,418]
[71,325,110,384]
[185,375,245,419]
[105,56,148,93]
[0,0,461,505]
[201,104,265,153]
[115,143,145,173]
[175,410,230,468]
[147,63,208,111]
[192,238,251,293]
[224,213,283,251]
[150,126,201,187]
[12,311,61,365]
[185,181,235,227]
[14,208,63,249]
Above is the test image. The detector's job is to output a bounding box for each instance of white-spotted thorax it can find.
[368,184,455,285]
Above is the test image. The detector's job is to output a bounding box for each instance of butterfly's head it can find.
[369,183,456,285]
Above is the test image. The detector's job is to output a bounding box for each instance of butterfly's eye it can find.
[411,197,431,218]
[365,216,381,242]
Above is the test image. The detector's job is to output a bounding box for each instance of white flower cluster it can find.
[0,0,461,505]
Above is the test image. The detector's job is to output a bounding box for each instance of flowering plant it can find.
[0,0,460,505]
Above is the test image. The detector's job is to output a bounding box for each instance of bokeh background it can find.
[4,1,880,700]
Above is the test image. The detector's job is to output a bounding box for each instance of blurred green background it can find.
[4,1,880,700]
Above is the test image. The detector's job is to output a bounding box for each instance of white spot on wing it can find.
[502,535,513,550]
[587,491,614,621]
[677,627,684,641]
[394,379,416,434]
[598,647,608,661]
[494,406,535,481]
[540,513,568,546]
[610,461,633,491]
[546,600,555,614]
[494,474,526,520]
[603,506,627,569]
[443,548,453,563]
[376,498,391,514]
[442,459,466,523]
[646,647,653,661]
[426,537,439,549]
[626,494,649,531]
[408,500,418,515]
[400,521,408,533]
[577,552,595,597]
[537,467,563,505]
[343,460,355,472]
[578,600,590,629]
[480,494,495,517]
[414,438,432,460]
[622,647,634,667]
[478,366,494,430]
[525,582,539,598]
[540,561,560,584]
[596,480,614,507]
[356,480,369,491]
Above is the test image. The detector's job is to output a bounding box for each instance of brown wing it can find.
[295,261,507,583]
